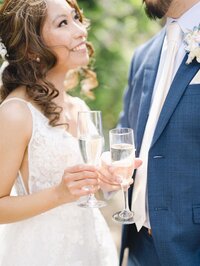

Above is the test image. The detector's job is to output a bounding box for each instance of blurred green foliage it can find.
[76,0,161,133]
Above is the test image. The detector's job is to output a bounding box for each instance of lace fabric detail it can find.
[0,99,118,266]
[13,103,82,194]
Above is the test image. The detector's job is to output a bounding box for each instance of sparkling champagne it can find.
[79,135,104,165]
[111,143,135,186]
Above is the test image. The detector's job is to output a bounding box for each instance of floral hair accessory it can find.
[0,38,8,60]
[184,24,200,64]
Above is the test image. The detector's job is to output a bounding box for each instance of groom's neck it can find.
[166,0,200,18]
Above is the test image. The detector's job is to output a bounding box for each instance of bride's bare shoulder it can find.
[0,97,32,140]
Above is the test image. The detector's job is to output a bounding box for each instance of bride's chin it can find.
[79,56,90,66]
[70,60,90,70]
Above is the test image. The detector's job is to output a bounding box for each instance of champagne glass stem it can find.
[122,187,130,212]
[112,186,134,222]
[87,193,97,204]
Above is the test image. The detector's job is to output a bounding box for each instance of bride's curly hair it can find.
[0,0,95,126]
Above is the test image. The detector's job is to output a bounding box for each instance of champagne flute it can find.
[77,110,107,208]
[109,127,135,224]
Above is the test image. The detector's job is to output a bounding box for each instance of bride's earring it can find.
[36,57,40,63]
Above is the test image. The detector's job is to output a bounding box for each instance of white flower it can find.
[184,24,200,64]
[0,38,7,60]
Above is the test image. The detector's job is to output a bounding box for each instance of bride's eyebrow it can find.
[52,8,76,24]
[53,14,67,24]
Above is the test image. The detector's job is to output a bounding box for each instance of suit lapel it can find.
[152,56,200,147]
[135,30,165,155]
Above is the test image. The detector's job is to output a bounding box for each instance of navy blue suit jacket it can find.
[119,28,200,265]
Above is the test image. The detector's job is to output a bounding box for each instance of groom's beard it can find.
[143,0,173,19]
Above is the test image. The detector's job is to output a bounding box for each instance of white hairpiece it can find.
[0,61,9,87]
[0,38,8,60]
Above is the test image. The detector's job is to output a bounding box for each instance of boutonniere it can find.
[0,38,7,60]
[184,24,200,64]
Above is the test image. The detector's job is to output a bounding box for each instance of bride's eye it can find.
[73,10,81,21]
[59,20,68,27]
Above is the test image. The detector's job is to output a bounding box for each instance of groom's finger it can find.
[134,158,143,169]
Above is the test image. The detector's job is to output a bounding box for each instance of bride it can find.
[0,0,120,265]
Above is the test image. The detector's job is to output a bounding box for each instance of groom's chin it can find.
[142,0,172,20]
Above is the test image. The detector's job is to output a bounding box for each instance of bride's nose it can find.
[72,22,87,39]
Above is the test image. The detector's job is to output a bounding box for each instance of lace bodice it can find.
[0,98,119,266]
[14,99,82,195]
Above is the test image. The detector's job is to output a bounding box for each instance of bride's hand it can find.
[56,164,100,203]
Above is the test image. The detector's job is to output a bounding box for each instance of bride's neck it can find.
[46,69,66,104]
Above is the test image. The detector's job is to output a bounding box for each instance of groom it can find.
[119,0,200,265]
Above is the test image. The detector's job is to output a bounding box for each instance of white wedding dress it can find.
[0,98,119,266]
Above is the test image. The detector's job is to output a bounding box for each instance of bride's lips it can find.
[71,42,87,52]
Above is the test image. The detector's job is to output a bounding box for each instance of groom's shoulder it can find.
[137,28,165,54]
[132,28,165,63]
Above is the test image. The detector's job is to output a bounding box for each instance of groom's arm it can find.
[119,51,139,128]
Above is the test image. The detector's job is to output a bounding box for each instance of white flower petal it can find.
[184,25,200,64]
